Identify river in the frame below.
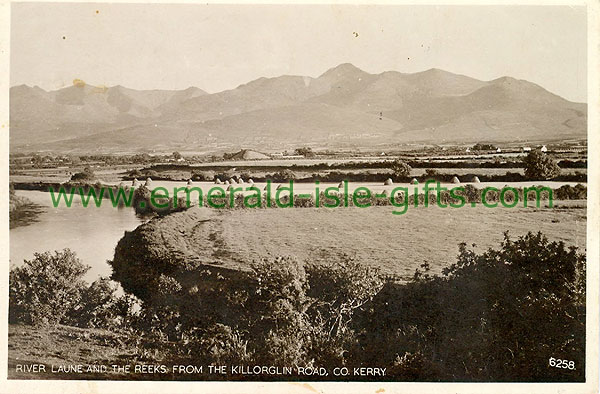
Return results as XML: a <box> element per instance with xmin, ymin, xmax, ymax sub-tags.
<box><xmin>10</xmin><ymin>190</ymin><xmax>144</xmax><ymax>282</ymax></box>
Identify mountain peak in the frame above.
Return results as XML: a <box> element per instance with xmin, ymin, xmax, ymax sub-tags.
<box><xmin>10</xmin><ymin>84</ymin><xmax>48</xmax><ymax>96</ymax></box>
<box><xmin>413</xmin><ymin>67</ymin><xmax>464</xmax><ymax>79</ymax></box>
<box><xmin>491</xmin><ymin>76</ymin><xmax>520</xmax><ymax>84</ymax></box>
<box><xmin>319</xmin><ymin>63</ymin><xmax>367</xmax><ymax>79</ymax></box>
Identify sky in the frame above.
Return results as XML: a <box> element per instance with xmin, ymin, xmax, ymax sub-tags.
<box><xmin>10</xmin><ymin>3</ymin><xmax>588</xmax><ymax>102</ymax></box>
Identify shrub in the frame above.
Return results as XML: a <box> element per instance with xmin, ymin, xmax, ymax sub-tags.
<box><xmin>191</xmin><ymin>171</ymin><xmax>215</xmax><ymax>181</ymax></box>
<box><xmin>183</xmin><ymin>324</ymin><xmax>252</xmax><ymax>365</ymax></box>
<box><xmin>391</xmin><ymin>159</ymin><xmax>412</xmax><ymax>178</ymax></box>
<box><xmin>554</xmin><ymin>184</ymin><xmax>587</xmax><ymax>200</ymax></box>
<box><xmin>9</xmin><ymin>249</ymin><xmax>90</xmax><ymax>326</ymax></box>
<box><xmin>267</xmin><ymin>169</ymin><xmax>298</xmax><ymax>182</ymax></box>
<box><xmin>70</xmin><ymin>166</ymin><xmax>96</xmax><ymax>182</ymax></box>
<box><xmin>523</xmin><ymin>150</ymin><xmax>561</xmax><ymax>180</ymax></box>
<box><xmin>64</xmin><ymin>277</ymin><xmax>123</xmax><ymax>328</ymax></box>
<box><xmin>295</xmin><ymin>147</ymin><xmax>316</xmax><ymax>158</ymax></box>
<box><xmin>359</xmin><ymin>232</ymin><xmax>586</xmax><ymax>381</ymax></box>
<box><xmin>424</xmin><ymin>168</ymin><xmax>439</xmax><ymax>180</ymax></box>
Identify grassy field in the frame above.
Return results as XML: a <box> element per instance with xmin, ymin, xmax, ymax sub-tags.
<box><xmin>195</xmin><ymin>202</ymin><xmax>587</xmax><ymax>279</ymax></box>
<box><xmin>8</xmin><ymin>324</ymin><xmax>141</xmax><ymax>380</ymax></box>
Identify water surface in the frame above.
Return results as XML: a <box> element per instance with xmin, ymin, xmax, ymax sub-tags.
<box><xmin>10</xmin><ymin>190</ymin><xmax>144</xmax><ymax>282</ymax></box>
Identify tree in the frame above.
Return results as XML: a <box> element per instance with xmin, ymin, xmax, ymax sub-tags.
<box><xmin>472</xmin><ymin>143</ymin><xmax>497</xmax><ymax>151</ymax></box>
<box><xmin>9</xmin><ymin>249</ymin><xmax>90</xmax><ymax>326</ymax></box>
<box><xmin>172</xmin><ymin>151</ymin><xmax>182</xmax><ymax>160</ymax></box>
<box><xmin>294</xmin><ymin>147</ymin><xmax>316</xmax><ymax>158</ymax></box>
<box><xmin>523</xmin><ymin>149</ymin><xmax>561</xmax><ymax>180</ymax></box>
<box><xmin>70</xmin><ymin>166</ymin><xmax>96</xmax><ymax>182</ymax></box>
<box><xmin>391</xmin><ymin>159</ymin><xmax>412</xmax><ymax>178</ymax></box>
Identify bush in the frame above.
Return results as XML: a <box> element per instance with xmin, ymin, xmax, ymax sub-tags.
<box><xmin>523</xmin><ymin>150</ymin><xmax>561</xmax><ymax>180</ymax></box>
<box><xmin>183</xmin><ymin>324</ymin><xmax>252</xmax><ymax>365</ymax></box>
<box><xmin>191</xmin><ymin>171</ymin><xmax>215</xmax><ymax>181</ymax></box>
<box><xmin>267</xmin><ymin>169</ymin><xmax>298</xmax><ymax>182</ymax></box>
<box><xmin>70</xmin><ymin>166</ymin><xmax>96</xmax><ymax>182</ymax></box>
<box><xmin>359</xmin><ymin>232</ymin><xmax>586</xmax><ymax>381</ymax></box>
<box><xmin>295</xmin><ymin>147</ymin><xmax>316</xmax><ymax>158</ymax></box>
<box><xmin>9</xmin><ymin>249</ymin><xmax>90</xmax><ymax>326</ymax></box>
<box><xmin>473</xmin><ymin>143</ymin><xmax>497</xmax><ymax>151</ymax></box>
<box><xmin>391</xmin><ymin>159</ymin><xmax>412</xmax><ymax>178</ymax></box>
<box><xmin>424</xmin><ymin>168</ymin><xmax>439</xmax><ymax>180</ymax></box>
<box><xmin>132</xmin><ymin>186</ymin><xmax>188</xmax><ymax>216</ymax></box>
<box><xmin>554</xmin><ymin>183</ymin><xmax>587</xmax><ymax>200</ymax></box>
<box><xmin>64</xmin><ymin>277</ymin><xmax>124</xmax><ymax>328</ymax></box>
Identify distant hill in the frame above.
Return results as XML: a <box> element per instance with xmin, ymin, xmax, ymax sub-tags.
<box><xmin>227</xmin><ymin>149</ymin><xmax>271</xmax><ymax>160</ymax></box>
<box><xmin>10</xmin><ymin>64</ymin><xmax>586</xmax><ymax>153</ymax></box>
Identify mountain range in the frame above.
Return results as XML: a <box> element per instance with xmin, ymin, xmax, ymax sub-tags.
<box><xmin>10</xmin><ymin>63</ymin><xmax>587</xmax><ymax>153</ymax></box>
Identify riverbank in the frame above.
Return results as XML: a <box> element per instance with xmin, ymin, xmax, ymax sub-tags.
<box><xmin>9</xmin><ymin>192</ymin><xmax>44</xmax><ymax>229</ymax></box>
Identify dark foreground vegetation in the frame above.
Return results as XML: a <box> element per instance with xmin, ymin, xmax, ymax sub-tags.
<box><xmin>9</xmin><ymin>231</ymin><xmax>585</xmax><ymax>382</ymax></box>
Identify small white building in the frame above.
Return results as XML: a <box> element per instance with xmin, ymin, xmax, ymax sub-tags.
<box><xmin>466</xmin><ymin>147</ymin><xmax>471</xmax><ymax>153</ymax></box>
<box><xmin>541</xmin><ymin>145</ymin><xmax>548</xmax><ymax>152</ymax></box>
<box><xmin>496</xmin><ymin>147</ymin><xmax>502</xmax><ymax>153</ymax></box>
<box><xmin>522</xmin><ymin>147</ymin><xmax>532</xmax><ymax>152</ymax></box>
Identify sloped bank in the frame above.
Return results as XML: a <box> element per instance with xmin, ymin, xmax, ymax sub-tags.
<box><xmin>109</xmin><ymin>207</ymin><xmax>254</xmax><ymax>329</ymax></box>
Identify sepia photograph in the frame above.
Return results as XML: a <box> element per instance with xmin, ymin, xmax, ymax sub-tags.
<box><xmin>2</xmin><ymin>1</ymin><xmax>598</xmax><ymax>393</ymax></box>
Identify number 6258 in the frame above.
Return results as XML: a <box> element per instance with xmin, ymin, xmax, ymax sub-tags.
<box><xmin>549</xmin><ymin>357</ymin><xmax>575</xmax><ymax>370</ymax></box>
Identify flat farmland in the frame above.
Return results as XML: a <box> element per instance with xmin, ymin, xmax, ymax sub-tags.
<box><xmin>199</xmin><ymin>202</ymin><xmax>586</xmax><ymax>279</ymax></box>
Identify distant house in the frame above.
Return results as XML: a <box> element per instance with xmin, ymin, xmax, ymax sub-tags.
<box><xmin>380</xmin><ymin>152</ymin><xmax>386</xmax><ymax>156</ymax></box>
<box><xmin>496</xmin><ymin>147</ymin><xmax>502</xmax><ymax>153</ymax></box>
<box><xmin>541</xmin><ymin>145</ymin><xmax>548</xmax><ymax>152</ymax></box>
<box><xmin>522</xmin><ymin>147</ymin><xmax>532</xmax><ymax>152</ymax></box>
<box><xmin>466</xmin><ymin>147</ymin><xmax>471</xmax><ymax>153</ymax></box>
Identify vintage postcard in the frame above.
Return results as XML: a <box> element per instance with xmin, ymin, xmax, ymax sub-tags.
<box><xmin>1</xmin><ymin>1</ymin><xmax>598</xmax><ymax>393</ymax></box>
